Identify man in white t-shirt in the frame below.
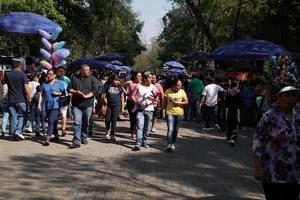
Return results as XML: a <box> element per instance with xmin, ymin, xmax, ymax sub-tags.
<box><xmin>200</xmin><ymin>77</ymin><xmax>224</xmax><ymax>131</ymax></box>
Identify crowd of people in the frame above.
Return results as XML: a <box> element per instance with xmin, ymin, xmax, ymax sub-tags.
<box><xmin>0</xmin><ymin>57</ymin><xmax>299</xmax><ymax>199</ymax></box>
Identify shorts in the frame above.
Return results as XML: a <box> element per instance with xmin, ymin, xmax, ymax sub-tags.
<box><xmin>60</xmin><ymin>105</ymin><xmax>68</xmax><ymax>118</ymax></box>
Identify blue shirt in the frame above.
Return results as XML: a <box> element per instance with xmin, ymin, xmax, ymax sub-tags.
<box><xmin>41</xmin><ymin>80</ymin><xmax>65</xmax><ymax>110</ymax></box>
<box><xmin>57</xmin><ymin>76</ymin><xmax>70</xmax><ymax>94</ymax></box>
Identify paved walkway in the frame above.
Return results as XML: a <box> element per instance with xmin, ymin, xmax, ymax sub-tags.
<box><xmin>0</xmin><ymin>117</ymin><xmax>264</xmax><ymax>200</ymax></box>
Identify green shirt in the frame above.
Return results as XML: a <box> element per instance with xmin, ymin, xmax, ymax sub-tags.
<box><xmin>188</xmin><ymin>78</ymin><xmax>204</xmax><ymax>95</ymax></box>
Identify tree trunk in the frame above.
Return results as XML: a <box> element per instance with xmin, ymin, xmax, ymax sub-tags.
<box><xmin>185</xmin><ymin>0</ymin><xmax>216</xmax><ymax>48</ymax></box>
<box><xmin>232</xmin><ymin>0</ymin><xmax>243</xmax><ymax>40</ymax></box>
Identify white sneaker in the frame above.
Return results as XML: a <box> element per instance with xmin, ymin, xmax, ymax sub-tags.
<box><xmin>171</xmin><ymin>144</ymin><xmax>175</xmax><ymax>151</ymax></box>
<box><xmin>166</xmin><ymin>144</ymin><xmax>172</xmax><ymax>151</ymax></box>
<box><xmin>105</xmin><ymin>130</ymin><xmax>110</xmax><ymax>138</ymax></box>
<box><xmin>15</xmin><ymin>132</ymin><xmax>25</xmax><ymax>140</ymax></box>
<box><xmin>27</xmin><ymin>127</ymin><xmax>33</xmax><ymax>133</ymax></box>
<box><xmin>150</xmin><ymin>128</ymin><xmax>156</xmax><ymax>133</ymax></box>
<box><xmin>214</xmin><ymin>124</ymin><xmax>221</xmax><ymax>132</ymax></box>
<box><xmin>202</xmin><ymin>127</ymin><xmax>210</xmax><ymax>131</ymax></box>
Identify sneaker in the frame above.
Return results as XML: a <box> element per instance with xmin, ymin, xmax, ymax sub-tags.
<box><xmin>215</xmin><ymin>124</ymin><xmax>221</xmax><ymax>132</ymax></box>
<box><xmin>50</xmin><ymin>136</ymin><xmax>59</xmax><ymax>143</ymax></box>
<box><xmin>230</xmin><ymin>139</ymin><xmax>236</xmax><ymax>146</ymax></box>
<box><xmin>44</xmin><ymin>138</ymin><xmax>50</xmax><ymax>146</ymax></box>
<box><xmin>166</xmin><ymin>144</ymin><xmax>172</xmax><ymax>152</ymax></box>
<box><xmin>110</xmin><ymin>135</ymin><xmax>117</xmax><ymax>142</ymax></box>
<box><xmin>150</xmin><ymin>128</ymin><xmax>156</xmax><ymax>133</ymax></box>
<box><xmin>105</xmin><ymin>130</ymin><xmax>110</xmax><ymax>139</ymax></box>
<box><xmin>62</xmin><ymin>130</ymin><xmax>67</xmax><ymax>137</ymax></box>
<box><xmin>133</xmin><ymin>145</ymin><xmax>141</xmax><ymax>151</ymax></box>
<box><xmin>202</xmin><ymin>127</ymin><xmax>210</xmax><ymax>131</ymax></box>
<box><xmin>171</xmin><ymin>144</ymin><xmax>176</xmax><ymax>151</ymax></box>
<box><xmin>70</xmin><ymin>143</ymin><xmax>80</xmax><ymax>148</ymax></box>
<box><xmin>142</xmin><ymin>143</ymin><xmax>149</xmax><ymax>148</ymax></box>
<box><xmin>15</xmin><ymin>132</ymin><xmax>25</xmax><ymax>140</ymax></box>
<box><xmin>81</xmin><ymin>138</ymin><xmax>88</xmax><ymax>145</ymax></box>
<box><xmin>27</xmin><ymin>127</ymin><xmax>33</xmax><ymax>133</ymax></box>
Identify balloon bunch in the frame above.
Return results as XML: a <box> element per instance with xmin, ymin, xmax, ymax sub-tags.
<box><xmin>38</xmin><ymin>27</ymin><xmax>70</xmax><ymax>70</ymax></box>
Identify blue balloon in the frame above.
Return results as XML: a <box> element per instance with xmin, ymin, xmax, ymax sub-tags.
<box><xmin>51</xmin><ymin>27</ymin><xmax>62</xmax><ymax>40</ymax></box>
<box><xmin>55</xmin><ymin>48</ymin><xmax>70</xmax><ymax>58</ymax></box>
<box><xmin>53</xmin><ymin>41</ymin><xmax>65</xmax><ymax>51</ymax></box>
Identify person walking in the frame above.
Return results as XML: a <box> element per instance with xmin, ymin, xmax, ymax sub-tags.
<box><xmin>0</xmin><ymin>77</ymin><xmax>9</xmax><ymax>136</ymax></box>
<box><xmin>252</xmin><ymin>86</ymin><xmax>300</xmax><ymax>200</ymax></box>
<box><xmin>56</xmin><ymin>66</ymin><xmax>70</xmax><ymax>137</ymax></box>
<box><xmin>67</xmin><ymin>64</ymin><xmax>99</xmax><ymax>148</ymax></box>
<box><xmin>123</xmin><ymin>71</ymin><xmax>142</xmax><ymax>140</ymax></box>
<box><xmin>38</xmin><ymin>69</ymin><xmax>65</xmax><ymax>145</ymax></box>
<box><xmin>131</xmin><ymin>71</ymin><xmax>156</xmax><ymax>150</ymax></box>
<box><xmin>200</xmin><ymin>77</ymin><xmax>224</xmax><ymax>131</ymax></box>
<box><xmin>5</xmin><ymin>58</ymin><xmax>31</xmax><ymax>140</ymax></box>
<box><xmin>163</xmin><ymin>77</ymin><xmax>188</xmax><ymax>152</ymax></box>
<box><xmin>150</xmin><ymin>73</ymin><xmax>164</xmax><ymax>133</ymax></box>
<box><xmin>27</xmin><ymin>73</ymin><xmax>40</xmax><ymax>133</ymax></box>
<box><xmin>185</xmin><ymin>73</ymin><xmax>203</xmax><ymax>122</ymax></box>
<box><xmin>103</xmin><ymin>74</ymin><xmax>125</xmax><ymax>142</ymax></box>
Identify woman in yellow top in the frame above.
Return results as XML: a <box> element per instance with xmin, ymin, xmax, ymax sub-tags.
<box><xmin>163</xmin><ymin>77</ymin><xmax>188</xmax><ymax>152</ymax></box>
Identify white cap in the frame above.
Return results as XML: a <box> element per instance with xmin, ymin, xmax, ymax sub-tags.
<box><xmin>278</xmin><ymin>86</ymin><xmax>299</xmax><ymax>94</ymax></box>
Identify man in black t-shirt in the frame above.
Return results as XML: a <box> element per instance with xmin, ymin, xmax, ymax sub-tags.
<box><xmin>5</xmin><ymin>58</ymin><xmax>31</xmax><ymax>140</ymax></box>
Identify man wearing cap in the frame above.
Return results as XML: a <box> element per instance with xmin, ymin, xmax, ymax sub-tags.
<box><xmin>5</xmin><ymin>58</ymin><xmax>31</xmax><ymax>140</ymax></box>
<box><xmin>252</xmin><ymin>86</ymin><xmax>300</xmax><ymax>200</ymax></box>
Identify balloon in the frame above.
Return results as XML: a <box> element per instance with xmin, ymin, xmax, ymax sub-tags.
<box><xmin>38</xmin><ymin>29</ymin><xmax>52</xmax><ymax>40</ymax></box>
<box><xmin>55</xmin><ymin>48</ymin><xmax>70</xmax><ymax>58</ymax></box>
<box><xmin>54</xmin><ymin>60</ymin><xmax>67</xmax><ymax>68</ymax></box>
<box><xmin>51</xmin><ymin>52</ymin><xmax>61</xmax><ymax>64</ymax></box>
<box><xmin>51</xmin><ymin>27</ymin><xmax>62</xmax><ymax>40</ymax></box>
<box><xmin>40</xmin><ymin>48</ymin><xmax>51</xmax><ymax>60</ymax></box>
<box><xmin>53</xmin><ymin>41</ymin><xmax>65</xmax><ymax>51</ymax></box>
<box><xmin>40</xmin><ymin>60</ymin><xmax>52</xmax><ymax>70</ymax></box>
<box><xmin>41</xmin><ymin>38</ymin><xmax>52</xmax><ymax>50</ymax></box>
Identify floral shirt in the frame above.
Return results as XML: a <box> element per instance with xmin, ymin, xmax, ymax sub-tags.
<box><xmin>252</xmin><ymin>105</ymin><xmax>300</xmax><ymax>183</ymax></box>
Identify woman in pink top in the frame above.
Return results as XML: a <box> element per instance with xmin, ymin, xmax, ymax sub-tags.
<box><xmin>150</xmin><ymin>74</ymin><xmax>164</xmax><ymax>133</ymax></box>
<box><xmin>123</xmin><ymin>71</ymin><xmax>142</xmax><ymax>140</ymax></box>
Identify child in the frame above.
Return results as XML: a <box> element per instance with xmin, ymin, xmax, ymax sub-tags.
<box><xmin>32</xmin><ymin>86</ymin><xmax>46</xmax><ymax>137</ymax></box>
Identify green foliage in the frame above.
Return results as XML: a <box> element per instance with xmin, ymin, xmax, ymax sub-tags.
<box><xmin>0</xmin><ymin>0</ymin><xmax>144</xmax><ymax>65</ymax></box>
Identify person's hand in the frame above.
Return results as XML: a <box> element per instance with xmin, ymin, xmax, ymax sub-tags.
<box><xmin>37</xmin><ymin>105</ymin><xmax>41</xmax><ymax>112</ymax></box>
<box><xmin>77</xmin><ymin>91</ymin><xmax>86</xmax><ymax>98</ymax></box>
<box><xmin>52</xmin><ymin>92</ymin><xmax>61</xmax><ymax>96</ymax></box>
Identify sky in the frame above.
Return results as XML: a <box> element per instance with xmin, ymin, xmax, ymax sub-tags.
<box><xmin>131</xmin><ymin>0</ymin><xmax>172</xmax><ymax>45</ymax></box>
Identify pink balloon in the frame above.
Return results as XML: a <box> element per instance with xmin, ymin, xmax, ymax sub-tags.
<box><xmin>51</xmin><ymin>52</ymin><xmax>62</xmax><ymax>64</ymax></box>
<box><xmin>40</xmin><ymin>48</ymin><xmax>51</xmax><ymax>60</ymax></box>
<box><xmin>41</xmin><ymin>38</ymin><xmax>52</xmax><ymax>50</ymax></box>
<box><xmin>38</xmin><ymin>30</ymin><xmax>52</xmax><ymax>40</ymax></box>
<box><xmin>40</xmin><ymin>60</ymin><xmax>52</xmax><ymax>70</ymax></box>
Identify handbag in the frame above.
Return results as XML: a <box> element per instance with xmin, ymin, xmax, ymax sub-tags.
<box><xmin>59</xmin><ymin>95</ymin><xmax>71</xmax><ymax>107</ymax></box>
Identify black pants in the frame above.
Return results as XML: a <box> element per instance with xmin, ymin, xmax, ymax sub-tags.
<box><xmin>263</xmin><ymin>182</ymin><xmax>299</xmax><ymax>200</ymax></box>
<box><xmin>203</xmin><ymin>105</ymin><xmax>218</xmax><ymax>128</ymax></box>
<box><xmin>126</xmin><ymin>100</ymin><xmax>136</xmax><ymax>134</ymax></box>
<box><xmin>105</xmin><ymin>105</ymin><xmax>120</xmax><ymax>136</ymax></box>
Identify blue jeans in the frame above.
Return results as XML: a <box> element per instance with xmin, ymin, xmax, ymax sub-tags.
<box><xmin>185</xmin><ymin>94</ymin><xmax>201</xmax><ymax>121</ymax></box>
<box><xmin>166</xmin><ymin>114</ymin><xmax>183</xmax><ymax>144</ymax></box>
<box><xmin>72</xmin><ymin>106</ymin><xmax>93</xmax><ymax>145</ymax></box>
<box><xmin>8</xmin><ymin>102</ymin><xmax>27</xmax><ymax>136</ymax></box>
<box><xmin>1</xmin><ymin>99</ymin><xmax>9</xmax><ymax>133</ymax></box>
<box><xmin>35</xmin><ymin>111</ymin><xmax>46</xmax><ymax>135</ymax></box>
<box><xmin>135</xmin><ymin>110</ymin><xmax>153</xmax><ymax>146</ymax></box>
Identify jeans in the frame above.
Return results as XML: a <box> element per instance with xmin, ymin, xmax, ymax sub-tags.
<box><xmin>185</xmin><ymin>94</ymin><xmax>201</xmax><ymax>121</ymax></box>
<box><xmin>28</xmin><ymin>105</ymin><xmax>36</xmax><ymax>129</ymax></box>
<box><xmin>127</xmin><ymin>100</ymin><xmax>136</xmax><ymax>134</ymax></box>
<box><xmin>166</xmin><ymin>114</ymin><xmax>183</xmax><ymax>144</ymax></box>
<box><xmin>105</xmin><ymin>105</ymin><xmax>120</xmax><ymax>135</ymax></box>
<box><xmin>1</xmin><ymin>99</ymin><xmax>9</xmax><ymax>133</ymax></box>
<box><xmin>135</xmin><ymin>110</ymin><xmax>153</xmax><ymax>146</ymax></box>
<box><xmin>8</xmin><ymin>102</ymin><xmax>27</xmax><ymax>136</ymax></box>
<box><xmin>72</xmin><ymin>106</ymin><xmax>93</xmax><ymax>145</ymax></box>
<box><xmin>46</xmin><ymin>109</ymin><xmax>59</xmax><ymax>138</ymax></box>
<box><xmin>35</xmin><ymin>111</ymin><xmax>46</xmax><ymax>135</ymax></box>
<box><xmin>203</xmin><ymin>105</ymin><xmax>218</xmax><ymax>128</ymax></box>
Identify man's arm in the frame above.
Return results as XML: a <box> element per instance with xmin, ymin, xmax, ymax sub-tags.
<box><xmin>24</xmin><ymin>84</ymin><xmax>32</xmax><ymax>102</ymax></box>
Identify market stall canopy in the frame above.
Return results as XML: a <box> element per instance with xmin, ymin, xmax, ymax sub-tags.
<box><xmin>0</xmin><ymin>12</ymin><xmax>60</xmax><ymax>34</ymax></box>
<box><xmin>208</xmin><ymin>39</ymin><xmax>290</xmax><ymax>60</ymax></box>
<box><xmin>181</xmin><ymin>51</ymin><xmax>207</xmax><ymax>61</ymax></box>
<box><xmin>94</xmin><ymin>53</ymin><xmax>124</xmax><ymax>62</ymax></box>
<box><xmin>164</xmin><ymin>61</ymin><xmax>185</xmax><ymax>69</ymax></box>
<box><xmin>69</xmin><ymin>59</ymin><xmax>113</xmax><ymax>69</ymax></box>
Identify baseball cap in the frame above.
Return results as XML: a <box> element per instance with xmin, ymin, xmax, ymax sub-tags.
<box><xmin>278</xmin><ymin>86</ymin><xmax>299</xmax><ymax>95</ymax></box>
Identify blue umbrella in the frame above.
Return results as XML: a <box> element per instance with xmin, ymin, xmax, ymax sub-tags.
<box><xmin>94</xmin><ymin>53</ymin><xmax>124</xmax><ymax>62</ymax></box>
<box><xmin>69</xmin><ymin>59</ymin><xmax>113</xmax><ymax>69</ymax></box>
<box><xmin>110</xmin><ymin>60</ymin><xmax>123</xmax><ymax>66</ymax></box>
<box><xmin>181</xmin><ymin>51</ymin><xmax>207</xmax><ymax>61</ymax></box>
<box><xmin>0</xmin><ymin>12</ymin><xmax>60</xmax><ymax>34</ymax></box>
<box><xmin>208</xmin><ymin>39</ymin><xmax>290</xmax><ymax>60</ymax></box>
<box><xmin>164</xmin><ymin>61</ymin><xmax>185</xmax><ymax>69</ymax></box>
